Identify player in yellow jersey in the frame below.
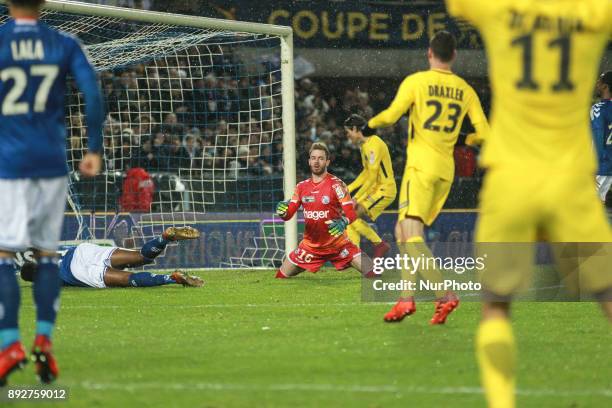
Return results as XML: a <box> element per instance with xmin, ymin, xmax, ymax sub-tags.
<box><xmin>446</xmin><ymin>1</ymin><xmax>612</xmax><ymax>407</ymax></box>
<box><xmin>363</xmin><ymin>31</ymin><xmax>490</xmax><ymax>324</ymax></box>
<box><xmin>343</xmin><ymin>114</ymin><xmax>396</xmax><ymax>258</ymax></box>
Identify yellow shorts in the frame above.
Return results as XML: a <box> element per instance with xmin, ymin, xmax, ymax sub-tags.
<box><xmin>398</xmin><ymin>167</ymin><xmax>452</xmax><ymax>226</ymax></box>
<box><xmin>356</xmin><ymin>187</ymin><xmax>396</xmax><ymax>221</ymax></box>
<box><xmin>476</xmin><ymin>168</ymin><xmax>612</xmax><ymax>297</ymax></box>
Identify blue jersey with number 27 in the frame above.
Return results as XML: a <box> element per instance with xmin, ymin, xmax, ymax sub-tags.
<box><xmin>0</xmin><ymin>19</ymin><xmax>103</xmax><ymax>178</ymax></box>
<box><xmin>591</xmin><ymin>99</ymin><xmax>612</xmax><ymax>176</ymax></box>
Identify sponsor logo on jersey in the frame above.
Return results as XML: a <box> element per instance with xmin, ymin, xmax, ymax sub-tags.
<box><xmin>303</xmin><ymin>210</ymin><xmax>329</xmax><ymax>220</ymax></box>
<box><xmin>334</xmin><ymin>184</ymin><xmax>345</xmax><ymax>199</ymax></box>
<box><xmin>340</xmin><ymin>248</ymin><xmax>349</xmax><ymax>258</ymax></box>
<box><xmin>369</xmin><ymin>151</ymin><xmax>375</xmax><ymax>165</ymax></box>
<box><xmin>303</xmin><ymin>196</ymin><xmax>315</xmax><ymax>203</ymax></box>
<box><xmin>322</xmin><ymin>195</ymin><xmax>330</xmax><ymax>204</ymax></box>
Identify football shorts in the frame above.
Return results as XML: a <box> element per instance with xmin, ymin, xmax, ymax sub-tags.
<box><xmin>0</xmin><ymin>177</ymin><xmax>67</xmax><ymax>252</ymax></box>
<box><xmin>357</xmin><ymin>187</ymin><xmax>396</xmax><ymax>221</ymax></box>
<box><xmin>66</xmin><ymin>243</ymin><xmax>117</xmax><ymax>288</ymax></box>
<box><xmin>398</xmin><ymin>166</ymin><xmax>452</xmax><ymax>226</ymax></box>
<box><xmin>288</xmin><ymin>241</ymin><xmax>361</xmax><ymax>272</ymax></box>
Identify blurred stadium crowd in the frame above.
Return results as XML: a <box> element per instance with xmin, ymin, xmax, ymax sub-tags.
<box><xmin>66</xmin><ymin>52</ymin><xmax>487</xmax><ymax>182</ymax></box>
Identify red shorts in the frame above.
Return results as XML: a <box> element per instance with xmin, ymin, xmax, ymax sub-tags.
<box><xmin>288</xmin><ymin>241</ymin><xmax>361</xmax><ymax>272</ymax></box>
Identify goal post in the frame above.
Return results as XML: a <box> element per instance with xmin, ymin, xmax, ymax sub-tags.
<box><xmin>0</xmin><ymin>0</ymin><xmax>297</xmax><ymax>262</ymax></box>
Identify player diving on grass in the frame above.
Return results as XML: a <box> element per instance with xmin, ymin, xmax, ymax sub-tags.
<box><xmin>364</xmin><ymin>31</ymin><xmax>490</xmax><ymax>324</ymax></box>
<box><xmin>446</xmin><ymin>1</ymin><xmax>612</xmax><ymax>407</ymax></box>
<box><xmin>591</xmin><ymin>71</ymin><xmax>612</xmax><ymax>204</ymax></box>
<box><xmin>19</xmin><ymin>227</ymin><xmax>203</xmax><ymax>288</ymax></box>
<box><xmin>274</xmin><ymin>142</ymin><xmax>375</xmax><ymax>279</ymax></box>
<box><xmin>343</xmin><ymin>114</ymin><xmax>396</xmax><ymax>258</ymax></box>
<box><xmin>0</xmin><ymin>0</ymin><xmax>104</xmax><ymax>386</ymax></box>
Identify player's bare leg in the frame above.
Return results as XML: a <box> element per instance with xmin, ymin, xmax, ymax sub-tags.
<box><xmin>110</xmin><ymin>248</ymin><xmax>147</xmax><ymax>269</ymax></box>
<box><xmin>276</xmin><ymin>257</ymin><xmax>305</xmax><ymax>279</ymax></box>
<box><xmin>477</xmin><ymin>301</ymin><xmax>515</xmax><ymax>408</ymax></box>
<box><xmin>103</xmin><ymin>268</ymin><xmax>133</xmax><ymax>287</ymax></box>
<box><xmin>104</xmin><ymin>267</ymin><xmax>203</xmax><ymax>288</ymax></box>
<box><xmin>0</xmin><ymin>250</ymin><xmax>28</xmax><ymax>386</ymax></box>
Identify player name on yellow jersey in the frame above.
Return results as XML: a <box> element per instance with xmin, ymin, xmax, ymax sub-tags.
<box><xmin>508</xmin><ymin>10</ymin><xmax>584</xmax><ymax>34</ymax></box>
<box><xmin>428</xmin><ymin>85</ymin><xmax>464</xmax><ymax>102</ymax></box>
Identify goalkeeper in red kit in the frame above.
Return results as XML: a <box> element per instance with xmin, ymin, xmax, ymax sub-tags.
<box><xmin>275</xmin><ymin>142</ymin><xmax>375</xmax><ymax>278</ymax></box>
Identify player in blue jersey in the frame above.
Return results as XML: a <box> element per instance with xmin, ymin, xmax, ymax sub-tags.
<box><xmin>0</xmin><ymin>0</ymin><xmax>104</xmax><ymax>385</ymax></box>
<box><xmin>19</xmin><ymin>227</ymin><xmax>203</xmax><ymax>288</ymax></box>
<box><xmin>591</xmin><ymin>71</ymin><xmax>612</xmax><ymax>204</ymax></box>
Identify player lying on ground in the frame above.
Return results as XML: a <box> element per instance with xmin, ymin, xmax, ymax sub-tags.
<box><xmin>591</xmin><ymin>71</ymin><xmax>612</xmax><ymax>203</ymax></box>
<box><xmin>20</xmin><ymin>227</ymin><xmax>203</xmax><ymax>289</ymax></box>
<box><xmin>275</xmin><ymin>142</ymin><xmax>376</xmax><ymax>278</ymax></box>
<box><xmin>343</xmin><ymin>114</ymin><xmax>396</xmax><ymax>258</ymax></box>
<box><xmin>365</xmin><ymin>31</ymin><xmax>490</xmax><ymax>324</ymax></box>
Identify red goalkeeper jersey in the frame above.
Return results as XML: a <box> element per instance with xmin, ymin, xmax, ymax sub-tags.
<box><xmin>282</xmin><ymin>173</ymin><xmax>357</xmax><ymax>252</ymax></box>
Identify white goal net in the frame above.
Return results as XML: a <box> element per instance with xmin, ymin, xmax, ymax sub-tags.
<box><xmin>0</xmin><ymin>0</ymin><xmax>296</xmax><ymax>265</ymax></box>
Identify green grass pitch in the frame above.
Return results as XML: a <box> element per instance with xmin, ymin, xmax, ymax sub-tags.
<box><xmin>8</xmin><ymin>269</ymin><xmax>612</xmax><ymax>407</ymax></box>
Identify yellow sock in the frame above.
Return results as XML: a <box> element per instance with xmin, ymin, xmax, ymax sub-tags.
<box><xmin>398</xmin><ymin>240</ymin><xmax>416</xmax><ymax>298</ymax></box>
<box><xmin>405</xmin><ymin>236</ymin><xmax>445</xmax><ymax>299</ymax></box>
<box><xmin>476</xmin><ymin>318</ymin><xmax>516</xmax><ymax>408</ymax></box>
<box><xmin>347</xmin><ymin>224</ymin><xmax>360</xmax><ymax>247</ymax></box>
<box><xmin>353</xmin><ymin>219</ymin><xmax>382</xmax><ymax>244</ymax></box>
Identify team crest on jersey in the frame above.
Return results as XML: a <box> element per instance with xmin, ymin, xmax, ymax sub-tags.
<box><xmin>303</xmin><ymin>196</ymin><xmax>315</xmax><ymax>203</ymax></box>
<box><xmin>340</xmin><ymin>248</ymin><xmax>349</xmax><ymax>258</ymax></box>
<box><xmin>322</xmin><ymin>195</ymin><xmax>330</xmax><ymax>204</ymax></box>
<box><xmin>333</xmin><ymin>184</ymin><xmax>345</xmax><ymax>199</ymax></box>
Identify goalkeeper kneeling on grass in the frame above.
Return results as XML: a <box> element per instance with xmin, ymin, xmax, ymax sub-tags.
<box><xmin>275</xmin><ymin>142</ymin><xmax>376</xmax><ymax>279</ymax></box>
<box><xmin>20</xmin><ymin>227</ymin><xmax>203</xmax><ymax>288</ymax></box>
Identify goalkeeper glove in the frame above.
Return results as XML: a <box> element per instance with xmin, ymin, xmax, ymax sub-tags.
<box><xmin>362</xmin><ymin>124</ymin><xmax>377</xmax><ymax>136</ymax></box>
<box><xmin>276</xmin><ymin>200</ymin><xmax>290</xmax><ymax>218</ymax></box>
<box><xmin>326</xmin><ymin>216</ymin><xmax>349</xmax><ymax>237</ymax></box>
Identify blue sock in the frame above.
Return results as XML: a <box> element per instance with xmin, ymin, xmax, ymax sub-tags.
<box><xmin>140</xmin><ymin>237</ymin><xmax>169</xmax><ymax>263</ymax></box>
<box><xmin>33</xmin><ymin>257</ymin><xmax>61</xmax><ymax>339</ymax></box>
<box><xmin>128</xmin><ymin>272</ymin><xmax>175</xmax><ymax>287</ymax></box>
<box><xmin>0</xmin><ymin>259</ymin><xmax>20</xmax><ymax>349</ymax></box>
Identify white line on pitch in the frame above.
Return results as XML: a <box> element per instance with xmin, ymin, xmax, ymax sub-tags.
<box><xmin>21</xmin><ymin>303</ymin><xmax>391</xmax><ymax>309</ymax></box>
<box><xmin>69</xmin><ymin>381</ymin><xmax>612</xmax><ymax>398</ymax></box>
